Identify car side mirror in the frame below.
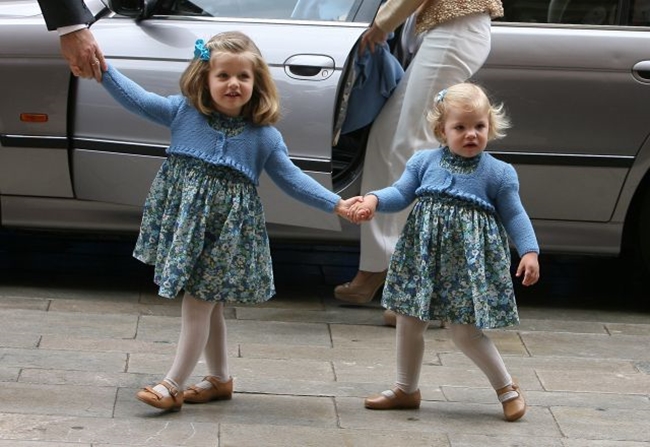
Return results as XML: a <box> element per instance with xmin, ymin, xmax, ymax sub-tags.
<box><xmin>105</xmin><ymin>0</ymin><xmax>158</xmax><ymax>19</ymax></box>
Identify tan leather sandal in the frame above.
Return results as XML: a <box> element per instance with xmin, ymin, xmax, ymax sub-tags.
<box><xmin>136</xmin><ymin>380</ymin><xmax>183</xmax><ymax>411</ymax></box>
<box><xmin>364</xmin><ymin>387</ymin><xmax>421</xmax><ymax>410</ymax></box>
<box><xmin>183</xmin><ymin>376</ymin><xmax>233</xmax><ymax>403</ymax></box>
<box><xmin>496</xmin><ymin>381</ymin><xmax>526</xmax><ymax>421</ymax></box>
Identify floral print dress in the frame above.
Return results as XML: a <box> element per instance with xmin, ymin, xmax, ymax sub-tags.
<box><xmin>382</xmin><ymin>148</ymin><xmax>519</xmax><ymax>328</ymax></box>
<box><xmin>133</xmin><ymin>113</ymin><xmax>275</xmax><ymax>303</ymax></box>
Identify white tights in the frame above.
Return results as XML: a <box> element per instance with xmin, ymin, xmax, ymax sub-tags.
<box><xmin>163</xmin><ymin>293</ymin><xmax>229</xmax><ymax>389</ymax></box>
<box><xmin>395</xmin><ymin>314</ymin><xmax>512</xmax><ymax>393</ymax></box>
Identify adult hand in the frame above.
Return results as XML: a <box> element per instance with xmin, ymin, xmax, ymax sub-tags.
<box><xmin>60</xmin><ymin>28</ymin><xmax>107</xmax><ymax>82</ymax></box>
<box><xmin>358</xmin><ymin>23</ymin><xmax>388</xmax><ymax>55</ymax></box>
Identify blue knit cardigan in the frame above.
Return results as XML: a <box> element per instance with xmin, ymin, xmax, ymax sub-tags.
<box><xmin>370</xmin><ymin>148</ymin><xmax>540</xmax><ymax>257</ymax></box>
<box><xmin>101</xmin><ymin>64</ymin><xmax>340</xmax><ymax>213</ymax></box>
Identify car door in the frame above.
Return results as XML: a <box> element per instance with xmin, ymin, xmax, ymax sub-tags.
<box><xmin>474</xmin><ymin>0</ymin><xmax>650</xmax><ymax>253</ymax></box>
<box><xmin>72</xmin><ymin>0</ymin><xmax>381</xmax><ymax>233</ymax></box>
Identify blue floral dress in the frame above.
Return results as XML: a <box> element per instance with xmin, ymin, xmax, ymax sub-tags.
<box><xmin>382</xmin><ymin>148</ymin><xmax>519</xmax><ymax>328</ymax></box>
<box><xmin>133</xmin><ymin>113</ymin><xmax>275</xmax><ymax>303</ymax></box>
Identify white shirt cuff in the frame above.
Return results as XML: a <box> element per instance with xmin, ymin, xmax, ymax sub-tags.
<box><xmin>57</xmin><ymin>24</ymin><xmax>88</xmax><ymax>36</ymax></box>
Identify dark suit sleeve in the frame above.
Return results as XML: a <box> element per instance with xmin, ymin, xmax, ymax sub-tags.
<box><xmin>37</xmin><ymin>0</ymin><xmax>95</xmax><ymax>31</ymax></box>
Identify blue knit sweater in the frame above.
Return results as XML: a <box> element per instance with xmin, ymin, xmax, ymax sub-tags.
<box><xmin>370</xmin><ymin>148</ymin><xmax>540</xmax><ymax>257</ymax></box>
<box><xmin>101</xmin><ymin>65</ymin><xmax>340</xmax><ymax>213</ymax></box>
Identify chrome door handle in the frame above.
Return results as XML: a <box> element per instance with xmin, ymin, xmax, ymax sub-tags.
<box><xmin>632</xmin><ymin>61</ymin><xmax>650</xmax><ymax>82</ymax></box>
<box><xmin>284</xmin><ymin>55</ymin><xmax>335</xmax><ymax>81</ymax></box>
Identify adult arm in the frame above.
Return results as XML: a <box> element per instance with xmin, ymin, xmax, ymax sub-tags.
<box><xmin>374</xmin><ymin>0</ymin><xmax>428</xmax><ymax>33</ymax></box>
<box><xmin>360</xmin><ymin>0</ymin><xmax>427</xmax><ymax>53</ymax></box>
<box><xmin>37</xmin><ymin>0</ymin><xmax>107</xmax><ymax>81</ymax></box>
<box><xmin>37</xmin><ymin>0</ymin><xmax>94</xmax><ymax>30</ymax></box>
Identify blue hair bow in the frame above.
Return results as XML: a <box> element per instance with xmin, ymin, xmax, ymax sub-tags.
<box><xmin>194</xmin><ymin>39</ymin><xmax>210</xmax><ymax>61</ymax></box>
<box><xmin>435</xmin><ymin>88</ymin><xmax>447</xmax><ymax>104</ymax></box>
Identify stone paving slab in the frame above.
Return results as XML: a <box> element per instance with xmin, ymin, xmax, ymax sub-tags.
<box><xmin>128</xmin><ymin>354</ymin><xmax>337</xmax><ymax>382</ymax></box>
<box><xmin>115</xmin><ymin>389</ymin><xmax>338</xmax><ymax>428</ymax></box>
<box><xmin>39</xmin><ymin>334</ymin><xmax>181</xmax><ymax>355</ymax></box>
<box><xmin>521</xmin><ymin>332</ymin><xmax>650</xmax><ymax>360</ymax></box>
<box><xmin>0</xmin><ymin>276</ymin><xmax>140</xmax><ymax>301</ymax></box>
<box><xmin>0</xmin><ymin>309</ymin><xmax>137</xmax><ymax>339</ymax></box>
<box><xmin>0</xmin><ymin>347</ymin><xmax>126</xmax><ymax>372</ymax></box>
<box><xmin>552</xmin><ymin>407</ymin><xmax>650</xmax><ymax>442</ymax></box>
<box><xmin>443</xmin><ymin>386</ymin><xmax>650</xmax><ymax>410</ymax></box>
<box><xmin>606</xmin><ymin>323</ymin><xmax>650</xmax><ymax>336</ymax></box>
<box><xmin>49</xmin><ymin>298</ymin><xmax>184</xmax><ymax>317</ymax></box>
<box><xmin>562</xmin><ymin>440</ymin><xmax>650</xmax><ymax>447</ymax></box>
<box><xmin>636</xmin><ymin>361</ymin><xmax>650</xmax><ymax>374</ymax></box>
<box><xmin>228</xmin><ymin>320</ymin><xmax>334</xmax><ymax>347</ymax></box>
<box><xmin>1</xmin><ymin>271</ymin><xmax>649</xmax><ymax>446</ymax></box>
<box><xmin>335</xmin><ymin>360</ymin><xmax>543</xmax><ymax>392</ymax></box>
<box><xmin>336</xmin><ymin>396</ymin><xmax>560</xmax><ymax>437</ymax></box>
<box><xmin>448</xmin><ymin>433</ymin><xmax>565</xmax><ymax>446</ymax></box>
<box><xmin>18</xmin><ymin>368</ymin><xmax>159</xmax><ymax>389</ymax></box>
<box><xmin>0</xmin><ymin>367</ymin><xmax>19</xmax><ymax>382</ymax></box>
<box><xmin>239</xmin><ymin>343</ymin><xmax>403</xmax><ymax>363</ymax></box>
<box><xmin>0</xmin><ymin>332</ymin><xmax>40</xmax><ymax>349</ymax></box>
<box><xmin>219</xmin><ymin>423</ymin><xmax>450</xmax><ymax>447</ymax></box>
<box><xmin>518</xmin><ymin>306</ymin><xmax>650</xmax><ymax>324</ymax></box>
<box><xmin>0</xmin><ymin>382</ymin><xmax>116</xmax><ymax>417</ymax></box>
<box><xmin>511</xmin><ymin>319</ymin><xmax>610</xmax><ymax>334</ymax></box>
<box><xmin>231</xmin><ymin>377</ymin><xmax>447</xmax><ymax>401</ymax></box>
<box><xmin>440</xmin><ymin>352</ymin><xmax>642</xmax><ymax>374</ymax></box>
<box><xmin>0</xmin><ymin>296</ymin><xmax>50</xmax><ymax>310</ymax></box>
<box><xmin>135</xmin><ymin>316</ymin><xmax>334</xmax><ymax>347</ymax></box>
<box><xmin>0</xmin><ymin>413</ymin><xmax>220</xmax><ymax>446</ymax></box>
<box><xmin>537</xmin><ymin>369</ymin><xmax>650</xmax><ymax>394</ymax></box>
<box><xmin>0</xmin><ymin>442</ymin><xmax>93</xmax><ymax>447</ymax></box>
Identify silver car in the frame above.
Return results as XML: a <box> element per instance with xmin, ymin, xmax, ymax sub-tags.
<box><xmin>1</xmin><ymin>0</ymin><xmax>649</xmax><ymax>272</ymax></box>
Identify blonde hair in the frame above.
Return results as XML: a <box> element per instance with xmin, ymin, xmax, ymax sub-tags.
<box><xmin>179</xmin><ymin>31</ymin><xmax>280</xmax><ymax>126</ymax></box>
<box><xmin>428</xmin><ymin>83</ymin><xmax>510</xmax><ymax>145</ymax></box>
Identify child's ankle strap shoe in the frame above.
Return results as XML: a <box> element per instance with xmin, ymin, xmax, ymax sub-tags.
<box><xmin>184</xmin><ymin>376</ymin><xmax>233</xmax><ymax>403</ymax></box>
<box><xmin>364</xmin><ymin>387</ymin><xmax>421</xmax><ymax>410</ymax></box>
<box><xmin>496</xmin><ymin>381</ymin><xmax>526</xmax><ymax>421</ymax></box>
<box><xmin>136</xmin><ymin>380</ymin><xmax>183</xmax><ymax>411</ymax></box>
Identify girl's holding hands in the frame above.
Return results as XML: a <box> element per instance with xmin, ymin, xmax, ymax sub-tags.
<box><xmin>355</xmin><ymin>82</ymin><xmax>539</xmax><ymax>422</ymax></box>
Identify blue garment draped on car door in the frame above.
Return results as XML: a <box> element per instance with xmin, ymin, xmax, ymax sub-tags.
<box><xmin>341</xmin><ymin>41</ymin><xmax>404</xmax><ymax>135</ymax></box>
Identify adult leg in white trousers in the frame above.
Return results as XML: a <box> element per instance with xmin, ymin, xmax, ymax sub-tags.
<box><xmin>360</xmin><ymin>13</ymin><xmax>493</xmax><ymax>273</ymax></box>
<box><xmin>334</xmin><ymin>14</ymin><xmax>492</xmax><ymax>304</ymax></box>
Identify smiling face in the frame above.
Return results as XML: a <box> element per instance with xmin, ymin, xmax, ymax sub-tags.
<box><xmin>441</xmin><ymin>107</ymin><xmax>490</xmax><ymax>158</ymax></box>
<box><xmin>207</xmin><ymin>51</ymin><xmax>255</xmax><ymax>117</ymax></box>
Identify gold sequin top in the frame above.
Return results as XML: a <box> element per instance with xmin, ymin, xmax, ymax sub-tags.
<box><xmin>374</xmin><ymin>0</ymin><xmax>503</xmax><ymax>34</ymax></box>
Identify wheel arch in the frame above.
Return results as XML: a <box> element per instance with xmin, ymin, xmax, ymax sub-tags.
<box><xmin>618</xmin><ymin>132</ymin><xmax>650</xmax><ymax>268</ymax></box>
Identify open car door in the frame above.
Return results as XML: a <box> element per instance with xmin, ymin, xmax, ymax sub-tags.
<box><xmin>72</xmin><ymin>0</ymin><xmax>382</xmax><ymax>233</ymax></box>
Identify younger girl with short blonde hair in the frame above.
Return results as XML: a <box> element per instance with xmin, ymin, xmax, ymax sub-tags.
<box><xmin>350</xmin><ymin>82</ymin><xmax>539</xmax><ymax>422</ymax></box>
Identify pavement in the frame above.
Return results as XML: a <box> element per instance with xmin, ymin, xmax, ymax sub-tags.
<box><xmin>0</xmin><ymin>240</ymin><xmax>649</xmax><ymax>447</ymax></box>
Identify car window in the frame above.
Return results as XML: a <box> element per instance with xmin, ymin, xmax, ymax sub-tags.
<box><xmin>499</xmin><ymin>0</ymin><xmax>634</xmax><ymax>25</ymax></box>
<box><xmin>155</xmin><ymin>0</ymin><xmax>364</xmax><ymax>21</ymax></box>
<box><xmin>630</xmin><ymin>0</ymin><xmax>650</xmax><ymax>25</ymax></box>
